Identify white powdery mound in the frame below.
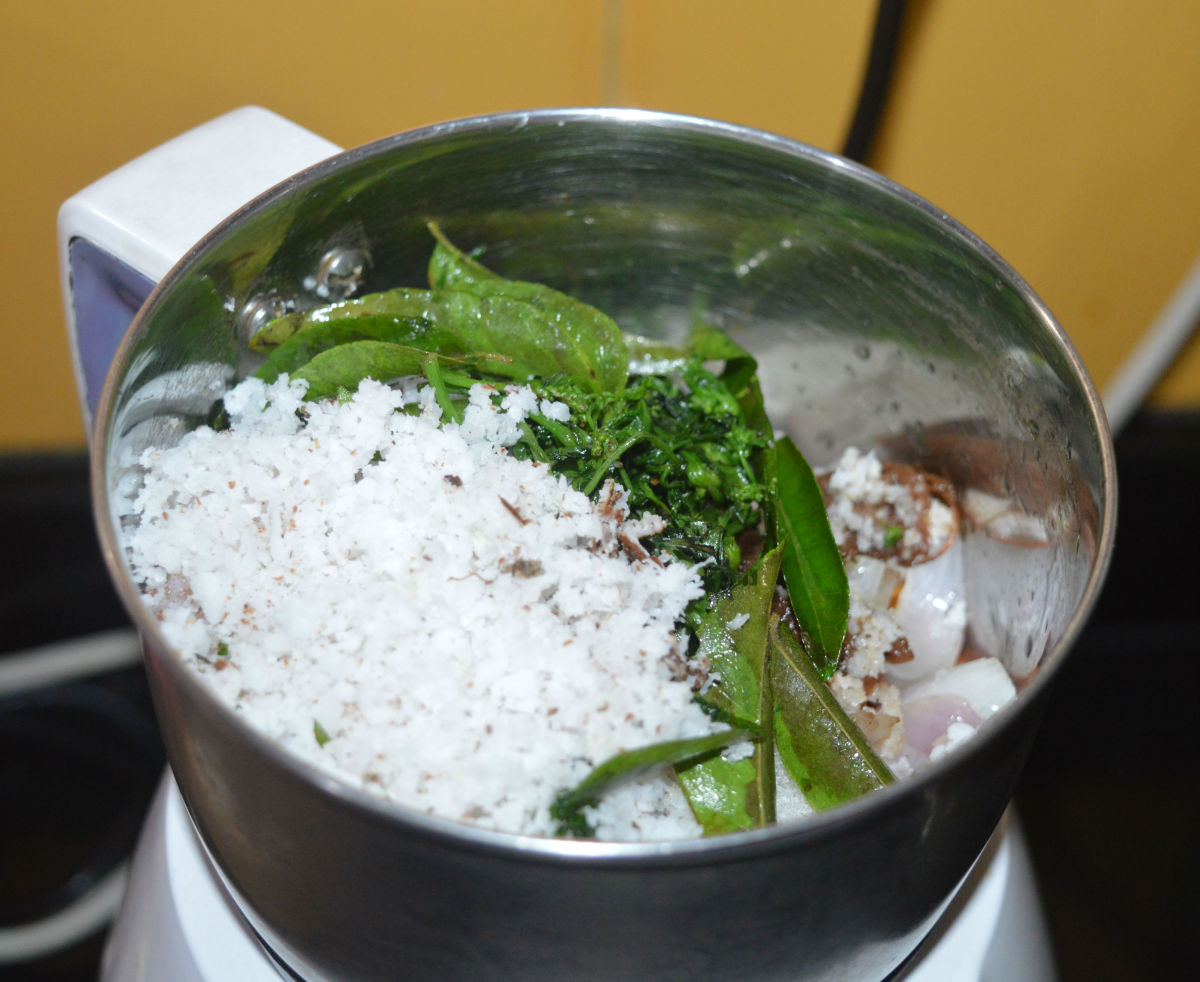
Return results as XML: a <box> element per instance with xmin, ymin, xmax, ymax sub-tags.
<box><xmin>124</xmin><ymin>376</ymin><xmax>717</xmax><ymax>839</ymax></box>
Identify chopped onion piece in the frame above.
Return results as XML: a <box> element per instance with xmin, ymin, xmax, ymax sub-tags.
<box><xmin>887</xmin><ymin>542</ymin><xmax>967</xmax><ymax>683</ymax></box>
<box><xmin>901</xmin><ymin>694</ymin><xmax>981</xmax><ymax>756</ymax></box>
<box><xmin>901</xmin><ymin>657</ymin><xmax>1017</xmax><ymax>721</ymax></box>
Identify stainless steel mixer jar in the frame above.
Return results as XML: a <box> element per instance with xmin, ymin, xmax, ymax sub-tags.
<box><xmin>62</xmin><ymin>107</ymin><xmax>1115</xmax><ymax>981</ymax></box>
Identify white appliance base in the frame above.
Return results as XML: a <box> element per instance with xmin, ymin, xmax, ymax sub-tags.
<box><xmin>101</xmin><ymin>773</ymin><xmax>1057</xmax><ymax>981</ymax></box>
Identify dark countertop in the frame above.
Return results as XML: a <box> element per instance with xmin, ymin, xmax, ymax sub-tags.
<box><xmin>1015</xmin><ymin>411</ymin><xmax>1200</xmax><ymax>981</ymax></box>
<box><xmin>2</xmin><ymin>413</ymin><xmax>1197</xmax><ymax>981</ymax></box>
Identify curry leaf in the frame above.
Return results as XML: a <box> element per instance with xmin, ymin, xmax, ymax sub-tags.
<box><xmin>248</xmin><ymin>288</ymin><xmax>446</xmax><ymax>352</ymax></box>
<box><xmin>436</xmin><ymin>291</ymin><xmax>602</xmax><ymax>384</ymax></box>
<box><xmin>252</xmin><ymin>285</ymin><xmax>627</xmax><ymax>395</ymax></box>
<box><xmin>690</xmin><ymin>320</ymin><xmax>754</xmax><ymax>380</ymax></box>
<box><xmin>287</xmin><ymin>341</ymin><xmax>518</xmax><ymax>402</ymax></box>
<box><xmin>428</xmin><ymin>223</ymin><xmax>629</xmax><ymax>392</ymax></box>
<box><xmin>254</xmin><ymin>310</ymin><xmax>464</xmax><ymax>382</ymax></box>
<box><xmin>770</xmin><ymin>436</ymin><xmax>848</xmax><ymax>679</ymax></box>
<box><xmin>677</xmin><ymin>545</ymin><xmax>783</xmax><ymax>832</ymax></box>
<box><xmin>248</xmin><ymin>223</ymin><xmax>631</xmax><ymax>397</ymax></box>
<box><xmin>551</xmin><ymin>728</ymin><xmax>752</xmax><ymax>837</ymax></box>
<box><xmin>675</xmin><ymin>755</ymin><xmax>760</xmax><ymax>836</ymax></box>
<box><xmin>769</xmin><ymin>619</ymin><xmax>892</xmax><ymax>810</ymax></box>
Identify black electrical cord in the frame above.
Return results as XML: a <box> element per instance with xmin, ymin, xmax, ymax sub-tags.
<box><xmin>841</xmin><ymin>0</ymin><xmax>909</xmax><ymax>165</ymax></box>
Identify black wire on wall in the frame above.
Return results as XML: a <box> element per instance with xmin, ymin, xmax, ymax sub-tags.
<box><xmin>842</xmin><ymin>0</ymin><xmax>909</xmax><ymax>165</ymax></box>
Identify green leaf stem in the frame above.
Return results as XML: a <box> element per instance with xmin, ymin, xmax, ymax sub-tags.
<box><xmin>551</xmin><ymin>728</ymin><xmax>752</xmax><ymax>838</ymax></box>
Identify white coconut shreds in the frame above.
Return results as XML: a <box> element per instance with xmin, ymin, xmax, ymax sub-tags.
<box><xmin>123</xmin><ymin>375</ymin><xmax>722</xmax><ymax>840</ymax></box>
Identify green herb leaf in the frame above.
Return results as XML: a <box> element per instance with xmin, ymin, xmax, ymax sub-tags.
<box><xmin>253</xmin><ymin>306</ymin><xmax>461</xmax><ymax>378</ymax></box>
<box><xmin>313</xmin><ymin>720</ymin><xmax>331</xmax><ymax>748</ymax></box>
<box><xmin>252</xmin><ymin>292</ymin><xmax>560</xmax><ymax>392</ymax></box>
<box><xmin>252</xmin><ymin>287</ymin><xmax>627</xmax><ymax>397</ymax></box>
<box><xmin>769</xmin><ymin>619</ymin><xmax>892</xmax><ymax>810</ymax></box>
<box><xmin>674</xmin><ymin>755</ymin><xmax>760</xmax><ymax>836</ymax></box>
<box><xmin>428</xmin><ymin>223</ymin><xmax>629</xmax><ymax>392</ymax></box>
<box><xmin>248</xmin><ymin>288</ymin><xmax>452</xmax><ymax>353</ymax></box>
<box><xmin>551</xmin><ymin>728</ymin><xmax>752</xmax><ymax>837</ymax></box>
<box><xmin>283</xmin><ymin>341</ymin><xmax>521</xmax><ymax>403</ymax></box>
<box><xmin>677</xmin><ymin>545</ymin><xmax>783</xmax><ymax>832</ymax></box>
<box><xmin>769</xmin><ymin>436</ymin><xmax>848</xmax><ymax>679</ymax></box>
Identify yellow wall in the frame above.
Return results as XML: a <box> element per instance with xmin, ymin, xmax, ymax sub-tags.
<box><xmin>4</xmin><ymin>0</ymin><xmax>1199</xmax><ymax>449</ymax></box>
